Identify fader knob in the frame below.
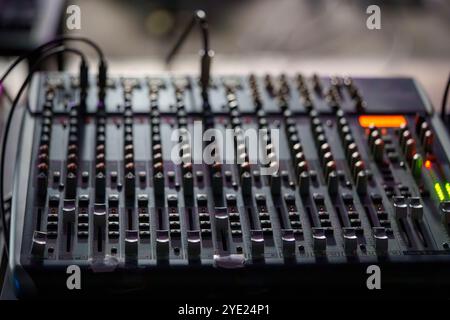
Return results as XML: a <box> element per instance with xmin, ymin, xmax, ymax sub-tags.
<box><xmin>156</xmin><ymin>230</ymin><xmax>170</xmax><ymax>260</ymax></box>
<box><xmin>373</xmin><ymin>227</ymin><xmax>388</xmax><ymax>255</ymax></box>
<box><xmin>393</xmin><ymin>196</ymin><xmax>408</xmax><ymax>219</ymax></box>
<box><xmin>312</xmin><ymin>228</ymin><xmax>327</xmax><ymax>253</ymax></box>
<box><xmin>440</xmin><ymin>201</ymin><xmax>450</xmax><ymax>225</ymax></box>
<box><xmin>409</xmin><ymin>197</ymin><xmax>424</xmax><ymax>220</ymax></box>
<box><xmin>125</xmin><ymin>230</ymin><xmax>139</xmax><ymax>260</ymax></box>
<box><xmin>187</xmin><ymin>230</ymin><xmax>201</xmax><ymax>260</ymax></box>
<box><xmin>62</xmin><ymin>199</ymin><xmax>76</xmax><ymax>223</ymax></box>
<box><xmin>281</xmin><ymin>229</ymin><xmax>296</xmax><ymax>258</ymax></box>
<box><xmin>343</xmin><ymin>227</ymin><xmax>357</xmax><ymax>255</ymax></box>
<box><xmin>31</xmin><ymin>231</ymin><xmax>47</xmax><ymax>259</ymax></box>
<box><xmin>93</xmin><ymin>203</ymin><xmax>107</xmax><ymax>228</ymax></box>
<box><xmin>250</xmin><ymin>230</ymin><xmax>265</xmax><ymax>260</ymax></box>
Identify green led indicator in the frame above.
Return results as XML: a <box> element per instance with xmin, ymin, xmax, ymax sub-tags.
<box><xmin>446</xmin><ymin>182</ymin><xmax>450</xmax><ymax>198</ymax></box>
<box><xmin>435</xmin><ymin>183</ymin><xmax>445</xmax><ymax>202</ymax></box>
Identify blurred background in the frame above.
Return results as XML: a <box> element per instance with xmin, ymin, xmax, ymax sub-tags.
<box><xmin>0</xmin><ymin>0</ymin><xmax>449</xmax><ymax>107</ymax></box>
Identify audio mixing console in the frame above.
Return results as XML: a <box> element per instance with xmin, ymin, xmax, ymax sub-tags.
<box><xmin>8</xmin><ymin>72</ymin><xmax>450</xmax><ymax>298</ymax></box>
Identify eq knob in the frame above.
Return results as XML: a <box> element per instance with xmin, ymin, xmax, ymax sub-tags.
<box><xmin>183</xmin><ymin>172</ymin><xmax>194</xmax><ymax>197</ymax></box>
<box><xmin>327</xmin><ymin>171</ymin><xmax>339</xmax><ymax>195</ymax></box>
<box><xmin>154</xmin><ymin>172</ymin><xmax>165</xmax><ymax>196</ymax></box>
<box><xmin>65</xmin><ymin>172</ymin><xmax>77</xmax><ymax>199</ymax></box>
<box><xmin>212</xmin><ymin>171</ymin><xmax>223</xmax><ymax>196</ymax></box>
<box><xmin>356</xmin><ymin>171</ymin><xmax>367</xmax><ymax>195</ymax></box>
<box><xmin>125</xmin><ymin>172</ymin><xmax>135</xmax><ymax>200</ymax></box>
<box><xmin>241</xmin><ymin>172</ymin><xmax>252</xmax><ymax>196</ymax></box>
<box><xmin>423</xmin><ymin>130</ymin><xmax>434</xmax><ymax>153</ymax></box>
<box><xmin>95</xmin><ymin>172</ymin><xmax>106</xmax><ymax>202</ymax></box>
<box><xmin>270</xmin><ymin>173</ymin><xmax>281</xmax><ymax>195</ymax></box>
<box><xmin>353</xmin><ymin>160</ymin><xmax>365</xmax><ymax>181</ymax></box>
<box><xmin>411</xmin><ymin>154</ymin><xmax>423</xmax><ymax>179</ymax></box>
<box><xmin>37</xmin><ymin>172</ymin><xmax>48</xmax><ymax>201</ymax></box>
<box><xmin>372</xmin><ymin>138</ymin><xmax>385</xmax><ymax>163</ymax></box>
<box><xmin>299</xmin><ymin>171</ymin><xmax>310</xmax><ymax>196</ymax></box>
<box><xmin>404</xmin><ymin>138</ymin><xmax>416</xmax><ymax>161</ymax></box>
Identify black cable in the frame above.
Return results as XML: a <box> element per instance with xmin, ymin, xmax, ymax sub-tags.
<box><xmin>0</xmin><ymin>35</ymin><xmax>107</xmax><ymax>96</ymax></box>
<box><xmin>441</xmin><ymin>72</ymin><xmax>450</xmax><ymax>121</ymax></box>
<box><xmin>0</xmin><ymin>195</ymin><xmax>11</xmax><ymax>289</ymax></box>
<box><xmin>165</xmin><ymin>10</ymin><xmax>210</xmax><ymax>65</ymax></box>
<box><xmin>0</xmin><ymin>46</ymin><xmax>87</xmax><ymax>258</ymax></box>
<box><xmin>165</xmin><ymin>10</ymin><xmax>213</xmax><ymax>100</ymax></box>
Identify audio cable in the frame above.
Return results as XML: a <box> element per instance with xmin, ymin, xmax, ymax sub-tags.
<box><xmin>0</xmin><ymin>35</ymin><xmax>107</xmax><ymax>101</ymax></box>
<box><xmin>0</xmin><ymin>46</ymin><xmax>87</xmax><ymax>259</ymax></box>
<box><xmin>166</xmin><ymin>10</ymin><xmax>214</xmax><ymax>101</ymax></box>
<box><xmin>0</xmin><ymin>35</ymin><xmax>106</xmax><ymax>257</ymax></box>
<box><xmin>441</xmin><ymin>72</ymin><xmax>450</xmax><ymax>123</ymax></box>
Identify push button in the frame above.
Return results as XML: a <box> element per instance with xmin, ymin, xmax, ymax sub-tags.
<box><xmin>409</xmin><ymin>197</ymin><xmax>423</xmax><ymax>220</ymax></box>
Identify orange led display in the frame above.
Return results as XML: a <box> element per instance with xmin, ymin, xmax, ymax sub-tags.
<box><xmin>358</xmin><ymin>115</ymin><xmax>407</xmax><ymax>128</ymax></box>
<box><xmin>425</xmin><ymin>160</ymin><xmax>432</xmax><ymax>169</ymax></box>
